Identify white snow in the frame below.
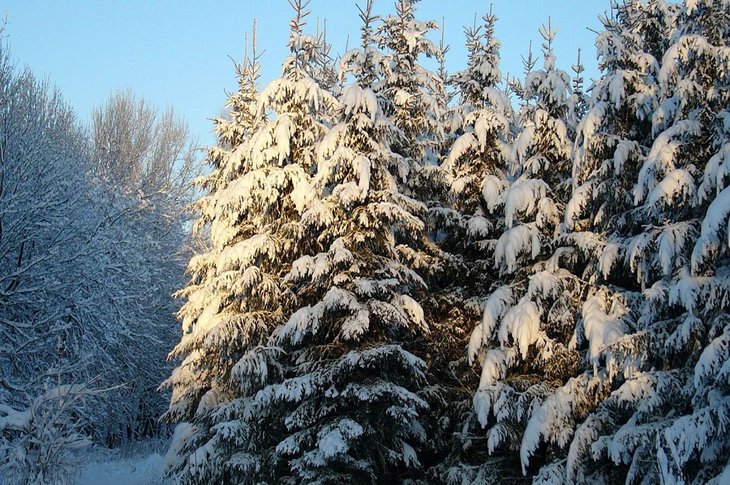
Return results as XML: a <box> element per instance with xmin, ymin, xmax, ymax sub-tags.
<box><xmin>494</xmin><ymin>224</ymin><xmax>541</xmax><ymax>273</ymax></box>
<box><xmin>499</xmin><ymin>297</ymin><xmax>541</xmax><ymax>358</ymax></box>
<box><xmin>512</xmin><ymin>123</ymin><xmax>536</xmax><ymax>167</ymax></box>
<box><xmin>698</xmin><ymin>144</ymin><xmax>730</xmax><ymax>202</ymax></box>
<box><xmin>317</xmin><ymin>428</ymin><xmax>348</xmax><ymax>459</ymax></box>
<box><xmin>340</xmin><ymin>307</ymin><xmax>371</xmax><ymax>341</ymax></box>
<box><xmin>575</xmin><ymin>103</ymin><xmax>606</xmax><ymax>161</ymax></box>
<box><xmin>528</xmin><ymin>271</ymin><xmax>563</xmax><ymax>300</ymax></box>
<box><xmin>0</xmin><ymin>404</ymin><xmax>30</xmax><ymax>432</ymax></box>
<box><xmin>668</xmin><ymin>269</ymin><xmax>704</xmax><ymax>314</ymax></box>
<box><xmin>613</xmin><ymin>140</ymin><xmax>639</xmax><ymax>175</ymax></box>
<box><xmin>633</xmin><ymin>120</ymin><xmax>701</xmax><ymax>205</ymax></box>
<box><xmin>479</xmin><ymin>348</ymin><xmax>509</xmax><ymax>388</ymax></box>
<box><xmin>582</xmin><ymin>292</ymin><xmax>626</xmax><ymax>373</ymax></box>
<box><xmin>398</xmin><ymin>294</ymin><xmax>427</xmax><ymax>332</ymax></box>
<box><xmin>76</xmin><ymin>447</ymin><xmax>169</xmax><ymax>485</ymax></box>
<box><xmin>692</xmin><ymin>185</ymin><xmax>730</xmax><ymax>272</ymax></box>
<box><xmin>565</xmin><ymin>183</ymin><xmax>591</xmax><ymax>230</ymax></box>
<box><xmin>472</xmin><ymin>109</ymin><xmax>509</xmax><ymax>150</ymax></box>
<box><xmin>694</xmin><ymin>325</ymin><xmax>729</xmax><ymax>388</ymax></box>
<box><xmin>656</xmin><ymin>223</ymin><xmax>692</xmax><ymax>276</ymax></box>
<box><xmin>520</xmin><ymin>381</ymin><xmax>574</xmax><ymax>474</ymax></box>
<box><xmin>216</xmin><ymin>234</ymin><xmax>276</xmax><ymax>273</ymax></box>
<box><xmin>468</xmin><ymin>288</ymin><xmax>515</xmax><ymax>365</ymax></box>
<box><xmin>625</xmin><ymin>232</ymin><xmax>652</xmax><ymax>286</ymax></box>
<box><xmin>444</xmin><ymin>132</ymin><xmax>476</xmax><ymax>170</ymax></box>
<box><xmin>340</xmin><ymin>85</ymin><xmax>377</xmax><ymax>123</ymax></box>
<box><xmin>481</xmin><ymin>174</ymin><xmax>508</xmax><ymax>213</ymax></box>
<box><xmin>503</xmin><ymin>179</ymin><xmax>549</xmax><ymax>228</ymax></box>
<box><xmin>599</xmin><ymin>243</ymin><xmax>621</xmax><ymax>279</ymax></box>
<box><xmin>646</xmin><ymin>168</ymin><xmax>696</xmax><ymax>209</ymax></box>
<box><xmin>467</xmin><ymin>215</ymin><xmax>491</xmax><ymax>238</ymax></box>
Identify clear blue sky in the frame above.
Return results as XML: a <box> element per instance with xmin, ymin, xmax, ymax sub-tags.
<box><xmin>1</xmin><ymin>1</ymin><xmax>608</xmax><ymax>147</ymax></box>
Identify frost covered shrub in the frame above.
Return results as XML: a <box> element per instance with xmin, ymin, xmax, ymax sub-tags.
<box><xmin>0</xmin><ymin>384</ymin><xmax>96</xmax><ymax>485</ymax></box>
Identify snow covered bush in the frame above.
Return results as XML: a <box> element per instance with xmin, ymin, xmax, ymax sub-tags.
<box><xmin>0</xmin><ymin>384</ymin><xmax>97</xmax><ymax>485</ymax></box>
<box><xmin>0</xmin><ymin>27</ymin><xmax>191</xmax><ymax>475</ymax></box>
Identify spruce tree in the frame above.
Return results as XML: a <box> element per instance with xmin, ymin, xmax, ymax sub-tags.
<box><xmin>430</xmin><ymin>9</ymin><xmax>520</xmax><ymax>483</ymax></box>
<box><xmin>376</xmin><ymin>0</ymin><xmax>447</xmax><ymax>210</ymax></box>
<box><xmin>466</xmin><ymin>20</ymin><xmax>580</xmax><ymax>480</ymax></box>
<box><xmin>160</xmin><ymin>2</ymin><xmax>730</xmax><ymax>483</ymax></box>
<box><xmin>376</xmin><ymin>0</ymin><xmax>441</xmax><ymax>163</ymax></box>
<box><xmin>513</xmin><ymin>2</ymin><xmax>677</xmax><ymax>482</ymax></box>
<box><xmin>561</xmin><ymin>1</ymin><xmax>730</xmax><ymax>482</ymax></box>
<box><xmin>163</xmin><ymin>2</ymin><xmax>335</xmax><ymax>480</ymax></box>
<box><xmin>372</xmin><ymin>3</ymin><xmax>462</xmax><ymax>476</ymax></box>
<box><xmin>445</xmin><ymin>7</ymin><xmax>513</xmax><ymax>234</ymax></box>
<box><xmin>554</xmin><ymin>3</ymin><xmax>675</xmax><ymax>481</ymax></box>
<box><xmin>491</xmin><ymin>1</ymin><xmax>730</xmax><ymax>482</ymax></box>
<box><xmin>257</xmin><ymin>1</ymin><xmax>439</xmax><ymax>481</ymax></box>
<box><xmin>489</xmin><ymin>3</ymin><xmax>679</xmax><ymax>481</ymax></box>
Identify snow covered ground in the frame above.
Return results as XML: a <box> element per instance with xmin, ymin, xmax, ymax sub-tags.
<box><xmin>75</xmin><ymin>442</ymin><xmax>170</xmax><ymax>485</ymax></box>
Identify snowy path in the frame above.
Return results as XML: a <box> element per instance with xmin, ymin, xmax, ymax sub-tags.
<box><xmin>75</xmin><ymin>451</ymin><xmax>169</xmax><ymax>485</ymax></box>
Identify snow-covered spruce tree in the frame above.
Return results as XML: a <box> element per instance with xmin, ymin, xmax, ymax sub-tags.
<box><xmin>482</xmin><ymin>1</ymin><xmax>729</xmax><ymax>482</ymax></box>
<box><xmin>550</xmin><ymin>1</ymin><xmax>730</xmax><ymax>482</ymax></box>
<box><xmin>374</xmin><ymin>0</ymin><xmax>449</xmax><ymax>315</ymax></box>
<box><xmin>429</xmin><ymin>10</ymin><xmax>521</xmax><ymax>483</ymax></box>
<box><xmin>434</xmin><ymin>22</ymin><xmax>455</xmax><ymax>161</ymax></box>
<box><xmin>465</xmin><ymin>20</ymin><xmax>584</xmax><ymax>480</ymax></box>
<box><xmin>566</xmin><ymin>0</ymin><xmax>677</xmax><ymax>237</ymax></box>
<box><xmin>443</xmin><ymin>7</ymin><xmax>513</xmax><ymax>243</ymax></box>
<box><xmin>504</xmin><ymin>1</ymin><xmax>677</xmax><ymax>482</ymax></box>
<box><xmin>253</xmin><ymin>2</ymin><xmax>439</xmax><ymax>481</ymax></box>
<box><xmin>376</xmin><ymin>0</ymin><xmax>445</xmax><ymax>202</ymax></box>
<box><xmin>162</xmin><ymin>5</ymin><xmax>335</xmax><ymax>481</ymax></box>
<box><xmin>370</xmin><ymin>2</ymin><xmax>468</xmax><ymax>475</ymax></box>
<box><xmin>566</xmin><ymin>48</ymin><xmax>589</xmax><ymax>138</ymax></box>
<box><xmin>468</xmin><ymin>3</ymin><xmax>683</xmax><ymax>482</ymax></box>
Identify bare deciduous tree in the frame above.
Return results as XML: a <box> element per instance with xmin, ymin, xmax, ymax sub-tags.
<box><xmin>91</xmin><ymin>90</ymin><xmax>200</xmax><ymax>204</ymax></box>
